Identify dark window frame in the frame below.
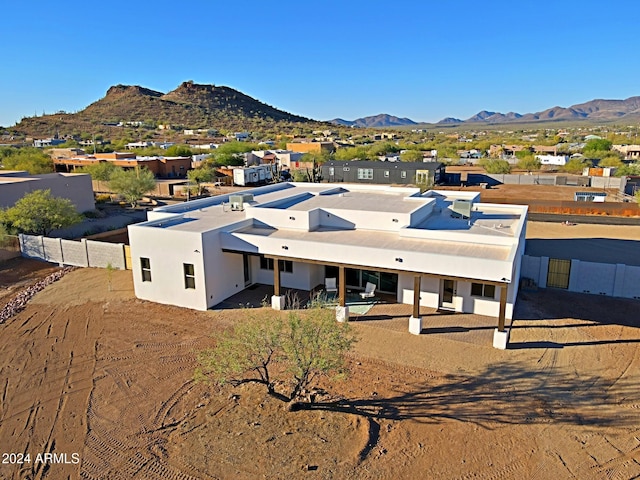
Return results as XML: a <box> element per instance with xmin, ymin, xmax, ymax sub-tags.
<box><xmin>140</xmin><ymin>257</ymin><xmax>151</xmax><ymax>282</ymax></box>
<box><xmin>471</xmin><ymin>282</ymin><xmax>495</xmax><ymax>298</ymax></box>
<box><xmin>184</xmin><ymin>263</ymin><xmax>196</xmax><ymax>289</ymax></box>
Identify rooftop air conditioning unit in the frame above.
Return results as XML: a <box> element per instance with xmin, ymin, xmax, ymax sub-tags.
<box><xmin>451</xmin><ymin>199</ymin><xmax>472</xmax><ymax>219</ymax></box>
<box><xmin>229</xmin><ymin>194</ymin><xmax>254</xmax><ymax>211</ymax></box>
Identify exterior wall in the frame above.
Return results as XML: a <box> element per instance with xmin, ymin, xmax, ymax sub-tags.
<box><xmin>0</xmin><ymin>173</ymin><xmax>94</xmax><ymax>212</ymax></box>
<box><xmin>201</xmin><ymin>230</ymin><xmax>247</xmax><ymax>309</ymax></box>
<box><xmin>521</xmin><ymin>254</ymin><xmax>640</xmax><ymax>300</ymax></box>
<box><xmin>398</xmin><ymin>274</ymin><xmax>515</xmax><ymax>319</ymax></box>
<box><xmin>286</xmin><ymin>142</ymin><xmax>335</xmax><ymax>154</ymax></box>
<box><xmin>322</xmin><ymin>161</ymin><xmax>444</xmax><ymax>185</ymax></box>
<box><xmin>19</xmin><ymin>234</ymin><xmax>125</xmax><ymax>269</ymax></box>
<box><xmin>128</xmin><ymin>227</ymin><xmax>208</xmax><ymax>310</ymax></box>
<box><xmin>252</xmin><ymin>257</ymin><xmax>317</xmax><ymax>291</ymax></box>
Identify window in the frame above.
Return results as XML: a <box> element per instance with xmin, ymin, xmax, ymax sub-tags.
<box><xmin>384</xmin><ymin>170</ymin><xmax>390</xmax><ymax>178</ymax></box>
<box><xmin>471</xmin><ymin>282</ymin><xmax>495</xmax><ymax>298</ymax></box>
<box><xmin>260</xmin><ymin>256</ymin><xmax>293</xmax><ymax>273</ymax></box>
<box><xmin>357</xmin><ymin>168</ymin><xmax>373</xmax><ymax>180</ymax></box>
<box><xmin>401</xmin><ymin>171</ymin><xmax>407</xmax><ymax>179</ymax></box>
<box><xmin>184</xmin><ymin>263</ymin><xmax>195</xmax><ymax>289</ymax></box>
<box><xmin>140</xmin><ymin>257</ymin><xmax>151</xmax><ymax>282</ymax></box>
<box><xmin>329</xmin><ymin>167</ymin><xmax>334</xmax><ymax>176</ymax></box>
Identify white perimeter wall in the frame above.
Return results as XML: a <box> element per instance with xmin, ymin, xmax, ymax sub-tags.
<box><xmin>520</xmin><ymin>255</ymin><xmax>640</xmax><ymax>300</ymax></box>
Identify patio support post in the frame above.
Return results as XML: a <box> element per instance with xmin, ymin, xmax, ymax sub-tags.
<box><xmin>338</xmin><ymin>266</ymin><xmax>346</xmax><ymax>307</ymax></box>
<box><xmin>409</xmin><ymin>275</ymin><xmax>422</xmax><ymax>335</ymax></box>
<box><xmin>412</xmin><ymin>275</ymin><xmax>421</xmax><ymax>319</ymax></box>
<box><xmin>336</xmin><ymin>266</ymin><xmax>349</xmax><ymax>322</ymax></box>
<box><xmin>273</xmin><ymin>260</ymin><xmax>281</xmax><ymax>297</ymax></box>
<box><xmin>493</xmin><ymin>283</ymin><xmax>510</xmax><ymax>349</ymax></box>
<box><xmin>271</xmin><ymin>259</ymin><xmax>285</xmax><ymax>310</ymax></box>
<box><xmin>498</xmin><ymin>283</ymin><xmax>507</xmax><ymax>332</ymax></box>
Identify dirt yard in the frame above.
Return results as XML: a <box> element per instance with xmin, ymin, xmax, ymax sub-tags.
<box><xmin>1</xmin><ymin>260</ymin><xmax>640</xmax><ymax>479</ymax></box>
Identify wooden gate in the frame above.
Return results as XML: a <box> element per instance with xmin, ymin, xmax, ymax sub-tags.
<box><xmin>124</xmin><ymin>245</ymin><xmax>132</xmax><ymax>270</ymax></box>
<box><xmin>547</xmin><ymin>258</ymin><xmax>571</xmax><ymax>289</ymax></box>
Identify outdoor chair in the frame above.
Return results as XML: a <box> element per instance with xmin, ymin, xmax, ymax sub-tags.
<box><xmin>325</xmin><ymin>277</ymin><xmax>337</xmax><ymax>294</ymax></box>
<box><xmin>360</xmin><ymin>282</ymin><xmax>376</xmax><ymax>299</ymax></box>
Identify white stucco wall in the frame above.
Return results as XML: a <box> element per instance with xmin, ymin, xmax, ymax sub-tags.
<box><xmin>398</xmin><ymin>274</ymin><xmax>515</xmax><ymax>320</ymax></box>
<box><xmin>128</xmin><ymin>226</ymin><xmax>208</xmax><ymax>310</ymax></box>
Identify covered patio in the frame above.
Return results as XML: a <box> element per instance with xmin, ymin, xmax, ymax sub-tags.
<box><xmin>211</xmin><ymin>281</ymin><xmax>502</xmax><ymax>347</ymax></box>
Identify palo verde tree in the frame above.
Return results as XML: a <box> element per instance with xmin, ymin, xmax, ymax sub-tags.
<box><xmin>195</xmin><ymin>308</ymin><xmax>356</xmax><ymax>405</ymax></box>
<box><xmin>187</xmin><ymin>167</ymin><xmax>217</xmax><ymax>195</ymax></box>
<box><xmin>480</xmin><ymin>158</ymin><xmax>511</xmax><ymax>174</ymax></box>
<box><xmin>108</xmin><ymin>167</ymin><xmax>156</xmax><ymax>207</ymax></box>
<box><xmin>0</xmin><ymin>147</ymin><xmax>53</xmax><ymax>174</ymax></box>
<box><xmin>0</xmin><ymin>189</ymin><xmax>82</xmax><ymax>235</ymax></box>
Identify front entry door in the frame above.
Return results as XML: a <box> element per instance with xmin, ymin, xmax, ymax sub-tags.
<box><xmin>441</xmin><ymin>279</ymin><xmax>456</xmax><ymax>309</ymax></box>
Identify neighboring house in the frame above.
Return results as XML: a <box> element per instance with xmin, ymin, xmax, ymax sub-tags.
<box><xmin>536</xmin><ymin>154</ymin><xmax>569</xmax><ymax>166</ymax></box>
<box><xmin>286</xmin><ymin>141</ymin><xmax>336</xmax><ymax>155</ymax></box>
<box><xmin>321</xmin><ymin>160</ymin><xmax>444</xmax><ymax>186</ymax></box>
<box><xmin>127</xmin><ymin>183</ymin><xmax>527</xmax><ymax>348</ymax></box>
<box><xmin>0</xmin><ymin>170</ymin><xmax>95</xmax><ymax>212</ymax></box>
<box><xmin>53</xmin><ymin>152</ymin><xmax>192</xmax><ymax>178</ymax></box>
<box><xmin>125</xmin><ymin>141</ymin><xmax>153</xmax><ymax>150</ymax></box>
<box><xmin>33</xmin><ymin>138</ymin><xmax>65</xmax><ymax>148</ymax></box>
<box><xmin>229</xmin><ymin>132</ymin><xmax>250</xmax><ymax>141</ymax></box>
<box><xmin>612</xmin><ymin>144</ymin><xmax>640</xmax><ymax>160</ymax></box>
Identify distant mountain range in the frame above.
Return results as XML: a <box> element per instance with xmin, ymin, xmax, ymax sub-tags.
<box><xmin>330</xmin><ymin>114</ymin><xmax>417</xmax><ymax>128</ymax></box>
<box><xmin>9</xmin><ymin>83</ymin><xmax>640</xmax><ymax>138</ymax></box>
<box><xmin>332</xmin><ymin>97</ymin><xmax>640</xmax><ymax>127</ymax></box>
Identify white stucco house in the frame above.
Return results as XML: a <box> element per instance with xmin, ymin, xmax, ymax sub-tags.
<box><xmin>128</xmin><ymin>183</ymin><xmax>528</xmax><ymax>348</ymax></box>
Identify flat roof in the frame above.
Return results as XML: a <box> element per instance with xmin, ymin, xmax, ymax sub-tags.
<box><xmin>139</xmin><ymin>183</ymin><xmax>526</xmax><ymax>244</ymax></box>
<box><xmin>234</xmin><ymin>224</ymin><xmax>512</xmax><ymax>261</ymax></box>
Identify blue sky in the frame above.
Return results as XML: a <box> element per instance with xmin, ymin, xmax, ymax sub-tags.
<box><xmin>1</xmin><ymin>0</ymin><xmax>638</xmax><ymax>127</ymax></box>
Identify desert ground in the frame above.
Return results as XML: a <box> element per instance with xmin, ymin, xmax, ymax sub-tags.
<box><xmin>1</xmin><ymin>254</ymin><xmax>640</xmax><ymax>479</ymax></box>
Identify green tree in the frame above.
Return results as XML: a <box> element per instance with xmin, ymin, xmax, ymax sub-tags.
<box><xmin>583</xmin><ymin>138</ymin><xmax>613</xmax><ymax>155</ymax></box>
<box><xmin>0</xmin><ymin>189</ymin><xmax>82</xmax><ymax>235</ymax></box>
<box><xmin>77</xmin><ymin>161</ymin><xmax>119</xmax><ymax>181</ymax></box>
<box><xmin>480</xmin><ymin>159</ymin><xmax>511</xmax><ymax>174</ymax></box>
<box><xmin>598</xmin><ymin>155</ymin><xmax>624</xmax><ymax>168</ymax></box>
<box><xmin>165</xmin><ymin>144</ymin><xmax>193</xmax><ymax>157</ymax></box>
<box><xmin>562</xmin><ymin>157</ymin><xmax>592</xmax><ymax>174</ymax></box>
<box><xmin>208</xmin><ymin>141</ymin><xmax>258</xmax><ymax>167</ymax></box>
<box><xmin>187</xmin><ymin>167</ymin><xmax>216</xmax><ymax>195</ymax></box>
<box><xmin>517</xmin><ymin>156</ymin><xmax>541</xmax><ymax>173</ymax></box>
<box><xmin>196</xmin><ymin>309</ymin><xmax>356</xmax><ymax>404</ymax></box>
<box><xmin>108</xmin><ymin>168</ymin><xmax>156</xmax><ymax>207</ymax></box>
<box><xmin>400</xmin><ymin>149</ymin><xmax>424</xmax><ymax>162</ymax></box>
<box><xmin>0</xmin><ymin>147</ymin><xmax>53</xmax><ymax>174</ymax></box>
<box><xmin>615</xmin><ymin>162</ymin><xmax>640</xmax><ymax>177</ymax></box>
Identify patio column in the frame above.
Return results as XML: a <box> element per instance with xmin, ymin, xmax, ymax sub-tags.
<box><xmin>409</xmin><ymin>275</ymin><xmax>422</xmax><ymax>335</ymax></box>
<box><xmin>493</xmin><ymin>283</ymin><xmax>510</xmax><ymax>349</ymax></box>
<box><xmin>497</xmin><ymin>283</ymin><xmax>507</xmax><ymax>332</ymax></box>
<box><xmin>338</xmin><ymin>266</ymin><xmax>346</xmax><ymax>307</ymax></box>
<box><xmin>271</xmin><ymin>259</ymin><xmax>285</xmax><ymax>310</ymax></box>
<box><xmin>336</xmin><ymin>265</ymin><xmax>349</xmax><ymax>322</ymax></box>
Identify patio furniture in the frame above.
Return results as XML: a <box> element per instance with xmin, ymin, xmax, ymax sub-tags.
<box><xmin>360</xmin><ymin>282</ymin><xmax>376</xmax><ymax>299</ymax></box>
<box><xmin>325</xmin><ymin>278</ymin><xmax>337</xmax><ymax>294</ymax></box>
